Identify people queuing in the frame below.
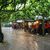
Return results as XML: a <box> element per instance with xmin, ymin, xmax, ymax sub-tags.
<box><xmin>12</xmin><ymin>20</ymin><xmax>50</xmax><ymax>36</ymax></box>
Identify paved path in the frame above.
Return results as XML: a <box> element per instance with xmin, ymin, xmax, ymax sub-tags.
<box><xmin>0</xmin><ymin>27</ymin><xmax>50</xmax><ymax>50</ymax></box>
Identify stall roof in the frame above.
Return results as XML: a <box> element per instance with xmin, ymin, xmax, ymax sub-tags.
<box><xmin>24</xmin><ymin>20</ymin><xmax>34</xmax><ymax>22</ymax></box>
<box><xmin>16</xmin><ymin>20</ymin><xmax>24</xmax><ymax>23</ymax></box>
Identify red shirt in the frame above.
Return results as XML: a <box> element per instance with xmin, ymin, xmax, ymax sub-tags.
<box><xmin>45</xmin><ymin>23</ymin><xmax>50</xmax><ymax>28</ymax></box>
<box><xmin>48</xmin><ymin>24</ymin><xmax>50</xmax><ymax>28</ymax></box>
<box><xmin>32</xmin><ymin>24</ymin><xmax>39</xmax><ymax>29</ymax></box>
<box><xmin>32</xmin><ymin>25</ymin><xmax>36</xmax><ymax>28</ymax></box>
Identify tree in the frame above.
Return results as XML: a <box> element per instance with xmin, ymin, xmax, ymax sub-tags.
<box><xmin>0</xmin><ymin>0</ymin><xmax>28</xmax><ymax>42</ymax></box>
<box><xmin>0</xmin><ymin>0</ymin><xmax>50</xmax><ymax>41</ymax></box>
<box><xmin>0</xmin><ymin>11</ymin><xmax>12</xmax><ymax>42</ymax></box>
<box><xmin>0</xmin><ymin>0</ymin><xmax>15</xmax><ymax>42</ymax></box>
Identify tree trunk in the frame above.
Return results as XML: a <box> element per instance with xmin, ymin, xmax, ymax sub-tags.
<box><xmin>42</xmin><ymin>16</ymin><xmax>45</xmax><ymax>36</ymax></box>
<box><xmin>0</xmin><ymin>18</ymin><xmax>4</xmax><ymax>42</ymax></box>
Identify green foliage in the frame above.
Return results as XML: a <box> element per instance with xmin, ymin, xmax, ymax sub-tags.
<box><xmin>20</xmin><ymin>0</ymin><xmax>27</xmax><ymax>4</ymax></box>
<box><xmin>0</xmin><ymin>0</ymin><xmax>50</xmax><ymax>22</ymax></box>
<box><xmin>0</xmin><ymin>12</ymin><xmax>12</xmax><ymax>22</ymax></box>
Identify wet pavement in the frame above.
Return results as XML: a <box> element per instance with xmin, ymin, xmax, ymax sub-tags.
<box><xmin>0</xmin><ymin>27</ymin><xmax>50</xmax><ymax>50</ymax></box>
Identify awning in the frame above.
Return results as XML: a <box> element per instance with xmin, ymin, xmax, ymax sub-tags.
<box><xmin>16</xmin><ymin>20</ymin><xmax>24</xmax><ymax>23</ymax></box>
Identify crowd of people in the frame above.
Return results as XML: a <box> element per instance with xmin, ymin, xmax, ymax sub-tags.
<box><xmin>12</xmin><ymin>22</ymin><xmax>24</xmax><ymax>29</ymax></box>
<box><xmin>12</xmin><ymin>20</ymin><xmax>50</xmax><ymax>36</ymax></box>
<box><xmin>24</xmin><ymin>20</ymin><xmax>50</xmax><ymax>35</ymax></box>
